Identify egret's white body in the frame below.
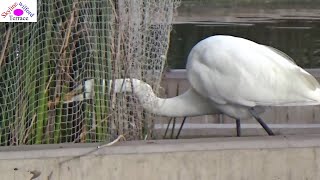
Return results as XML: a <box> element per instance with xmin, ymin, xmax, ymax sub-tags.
<box><xmin>186</xmin><ymin>35</ymin><xmax>320</xmax><ymax>119</ymax></box>
<box><xmin>65</xmin><ymin>35</ymin><xmax>320</xmax><ymax>132</ymax></box>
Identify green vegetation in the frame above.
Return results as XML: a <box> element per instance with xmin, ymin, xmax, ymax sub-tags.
<box><xmin>0</xmin><ymin>1</ymin><xmax>114</xmax><ymax>145</ymax></box>
<box><xmin>0</xmin><ymin>0</ymin><xmax>177</xmax><ymax>146</ymax></box>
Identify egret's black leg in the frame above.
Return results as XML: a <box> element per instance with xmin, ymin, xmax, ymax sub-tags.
<box><xmin>163</xmin><ymin>117</ymin><xmax>173</xmax><ymax>138</ymax></box>
<box><xmin>170</xmin><ymin>118</ymin><xmax>176</xmax><ymax>139</ymax></box>
<box><xmin>236</xmin><ymin>119</ymin><xmax>241</xmax><ymax>137</ymax></box>
<box><xmin>176</xmin><ymin>117</ymin><xmax>187</xmax><ymax>139</ymax></box>
<box><xmin>249</xmin><ymin>108</ymin><xmax>274</xmax><ymax>136</ymax></box>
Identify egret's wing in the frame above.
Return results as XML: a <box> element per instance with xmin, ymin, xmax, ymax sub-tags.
<box><xmin>260</xmin><ymin>45</ymin><xmax>320</xmax><ymax>92</ymax></box>
<box><xmin>263</xmin><ymin>45</ymin><xmax>296</xmax><ymax>65</ymax></box>
<box><xmin>187</xmin><ymin>35</ymin><xmax>320</xmax><ymax>107</ymax></box>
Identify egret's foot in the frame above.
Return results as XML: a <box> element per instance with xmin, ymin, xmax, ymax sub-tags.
<box><xmin>249</xmin><ymin>108</ymin><xmax>274</xmax><ymax>136</ymax></box>
<box><xmin>236</xmin><ymin>119</ymin><xmax>241</xmax><ymax>137</ymax></box>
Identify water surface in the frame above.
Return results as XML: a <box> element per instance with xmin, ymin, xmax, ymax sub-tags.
<box><xmin>167</xmin><ymin>19</ymin><xmax>320</xmax><ymax>68</ymax></box>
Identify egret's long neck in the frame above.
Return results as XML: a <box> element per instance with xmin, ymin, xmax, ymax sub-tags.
<box><xmin>113</xmin><ymin>79</ymin><xmax>217</xmax><ymax>117</ymax></box>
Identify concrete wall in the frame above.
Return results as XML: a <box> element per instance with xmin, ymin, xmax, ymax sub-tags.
<box><xmin>1</xmin><ymin>134</ymin><xmax>320</xmax><ymax>180</ymax></box>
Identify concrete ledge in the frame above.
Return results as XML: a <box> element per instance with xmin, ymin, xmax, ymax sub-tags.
<box><xmin>1</xmin><ymin>134</ymin><xmax>320</xmax><ymax>179</ymax></box>
<box><xmin>155</xmin><ymin>123</ymin><xmax>320</xmax><ymax>138</ymax></box>
<box><xmin>1</xmin><ymin>134</ymin><xmax>320</xmax><ymax>159</ymax></box>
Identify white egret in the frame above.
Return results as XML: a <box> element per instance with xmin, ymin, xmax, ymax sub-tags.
<box><xmin>64</xmin><ymin>35</ymin><xmax>320</xmax><ymax>136</ymax></box>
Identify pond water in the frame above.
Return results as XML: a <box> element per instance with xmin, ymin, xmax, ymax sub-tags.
<box><xmin>167</xmin><ymin>19</ymin><xmax>320</xmax><ymax>69</ymax></box>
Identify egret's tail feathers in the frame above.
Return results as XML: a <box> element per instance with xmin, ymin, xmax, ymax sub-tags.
<box><xmin>273</xmin><ymin>101</ymin><xmax>320</xmax><ymax>106</ymax></box>
<box><xmin>300</xmin><ymin>88</ymin><xmax>320</xmax><ymax>106</ymax></box>
<box><xmin>271</xmin><ymin>89</ymin><xmax>320</xmax><ymax>106</ymax></box>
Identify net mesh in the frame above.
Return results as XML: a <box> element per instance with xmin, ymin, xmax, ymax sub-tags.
<box><xmin>0</xmin><ymin>0</ymin><xmax>180</xmax><ymax>145</ymax></box>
